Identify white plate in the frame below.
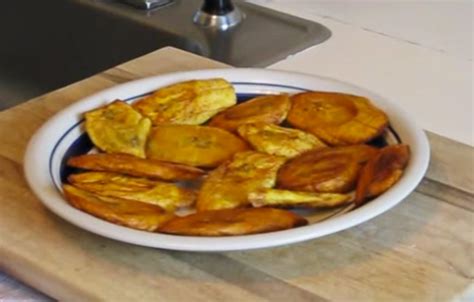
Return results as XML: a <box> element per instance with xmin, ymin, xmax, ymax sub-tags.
<box><xmin>24</xmin><ymin>68</ymin><xmax>430</xmax><ymax>252</ymax></box>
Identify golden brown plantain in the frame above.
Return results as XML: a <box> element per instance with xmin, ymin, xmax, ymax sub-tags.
<box><xmin>146</xmin><ymin>125</ymin><xmax>248</xmax><ymax>167</ymax></box>
<box><xmin>237</xmin><ymin>123</ymin><xmax>327</xmax><ymax>158</ymax></box>
<box><xmin>132</xmin><ymin>78</ymin><xmax>236</xmax><ymax>125</ymax></box>
<box><xmin>158</xmin><ymin>208</ymin><xmax>307</xmax><ymax>236</ymax></box>
<box><xmin>277</xmin><ymin>145</ymin><xmax>378</xmax><ymax>193</ymax></box>
<box><xmin>63</xmin><ymin>184</ymin><xmax>174</xmax><ymax>231</ymax></box>
<box><xmin>249</xmin><ymin>188</ymin><xmax>352</xmax><ymax>208</ymax></box>
<box><xmin>68</xmin><ymin>172</ymin><xmax>195</xmax><ymax>211</ymax></box>
<box><xmin>287</xmin><ymin>92</ymin><xmax>388</xmax><ymax>146</ymax></box>
<box><xmin>67</xmin><ymin>153</ymin><xmax>205</xmax><ymax>181</ymax></box>
<box><xmin>85</xmin><ymin>100</ymin><xmax>152</xmax><ymax>158</ymax></box>
<box><xmin>355</xmin><ymin>144</ymin><xmax>410</xmax><ymax>205</ymax></box>
<box><xmin>208</xmin><ymin>94</ymin><xmax>291</xmax><ymax>132</ymax></box>
<box><xmin>197</xmin><ymin>151</ymin><xmax>286</xmax><ymax>211</ymax></box>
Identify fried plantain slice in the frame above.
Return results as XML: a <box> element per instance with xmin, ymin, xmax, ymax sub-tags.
<box><xmin>277</xmin><ymin>145</ymin><xmax>378</xmax><ymax>193</ymax></box>
<box><xmin>63</xmin><ymin>184</ymin><xmax>174</xmax><ymax>231</ymax></box>
<box><xmin>355</xmin><ymin>144</ymin><xmax>410</xmax><ymax>205</ymax></box>
<box><xmin>85</xmin><ymin>100</ymin><xmax>151</xmax><ymax>158</ymax></box>
<box><xmin>237</xmin><ymin>123</ymin><xmax>327</xmax><ymax>158</ymax></box>
<box><xmin>132</xmin><ymin>78</ymin><xmax>236</xmax><ymax>125</ymax></box>
<box><xmin>158</xmin><ymin>208</ymin><xmax>307</xmax><ymax>236</ymax></box>
<box><xmin>208</xmin><ymin>94</ymin><xmax>291</xmax><ymax>132</ymax></box>
<box><xmin>249</xmin><ymin>189</ymin><xmax>352</xmax><ymax>208</ymax></box>
<box><xmin>287</xmin><ymin>92</ymin><xmax>389</xmax><ymax>146</ymax></box>
<box><xmin>146</xmin><ymin>125</ymin><xmax>248</xmax><ymax>167</ymax></box>
<box><xmin>68</xmin><ymin>172</ymin><xmax>196</xmax><ymax>211</ymax></box>
<box><xmin>197</xmin><ymin>151</ymin><xmax>287</xmax><ymax>211</ymax></box>
<box><xmin>67</xmin><ymin>153</ymin><xmax>205</xmax><ymax>181</ymax></box>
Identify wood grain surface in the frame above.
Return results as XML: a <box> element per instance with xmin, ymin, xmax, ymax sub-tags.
<box><xmin>0</xmin><ymin>47</ymin><xmax>472</xmax><ymax>302</ymax></box>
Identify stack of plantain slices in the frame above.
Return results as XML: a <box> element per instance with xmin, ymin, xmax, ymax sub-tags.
<box><xmin>63</xmin><ymin>79</ymin><xmax>410</xmax><ymax>236</ymax></box>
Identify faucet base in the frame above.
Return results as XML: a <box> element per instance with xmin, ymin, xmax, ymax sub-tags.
<box><xmin>193</xmin><ymin>6</ymin><xmax>245</xmax><ymax>30</ymax></box>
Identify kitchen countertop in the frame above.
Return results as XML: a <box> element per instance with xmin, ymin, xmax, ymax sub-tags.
<box><xmin>0</xmin><ymin>1</ymin><xmax>472</xmax><ymax>301</ymax></box>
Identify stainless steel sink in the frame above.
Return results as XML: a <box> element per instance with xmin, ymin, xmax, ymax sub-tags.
<box><xmin>0</xmin><ymin>0</ymin><xmax>330</xmax><ymax>110</ymax></box>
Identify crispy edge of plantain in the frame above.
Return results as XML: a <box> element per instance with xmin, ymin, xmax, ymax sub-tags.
<box><xmin>208</xmin><ymin>94</ymin><xmax>291</xmax><ymax>132</ymax></box>
<box><xmin>355</xmin><ymin>144</ymin><xmax>410</xmax><ymax>206</ymax></box>
<box><xmin>67</xmin><ymin>172</ymin><xmax>196</xmax><ymax>212</ymax></box>
<box><xmin>249</xmin><ymin>188</ymin><xmax>352</xmax><ymax>209</ymax></box>
<box><xmin>158</xmin><ymin>207</ymin><xmax>308</xmax><ymax>236</ymax></box>
<box><xmin>67</xmin><ymin>153</ymin><xmax>206</xmax><ymax>181</ymax></box>
<box><xmin>63</xmin><ymin>184</ymin><xmax>174</xmax><ymax>231</ymax></box>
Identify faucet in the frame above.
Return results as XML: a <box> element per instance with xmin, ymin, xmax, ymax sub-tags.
<box><xmin>193</xmin><ymin>0</ymin><xmax>244</xmax><ymax>30</ymax></box>
<box><xmin>120</xmin><ymin>0</ymin><xmax>244</xmax><ymax>30</ymax></box>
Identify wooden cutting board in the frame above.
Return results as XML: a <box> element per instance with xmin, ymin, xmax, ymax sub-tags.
<box><xmin>0</xmin><ymin>47</ymin><xmax>472</xmax><ymax>301</ymax></box>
